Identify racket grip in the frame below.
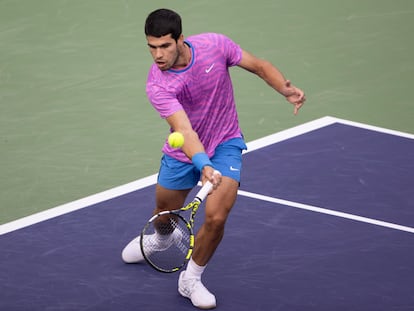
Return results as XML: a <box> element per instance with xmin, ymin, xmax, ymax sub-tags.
<box><xmin>195</xmin><ymin>170</ymin><xmax>221</xmax><ymax>201</ymax></box>
<box><xmin>195</xmin><ymin>181</ymin><xmax>213</xmax><ymax>202</ymax></box>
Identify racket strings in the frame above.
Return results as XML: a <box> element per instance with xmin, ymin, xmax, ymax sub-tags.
<box><xmin>141</xmin><ymin>215</ymin><xmax>192</xmax><ymax>272</ymax></box>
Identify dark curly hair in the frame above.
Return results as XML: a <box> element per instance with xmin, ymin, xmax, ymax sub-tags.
<box><xmin>145</xmin><ymin>8</ymin><xmax>182</xmax><ymax>41</ymax></box>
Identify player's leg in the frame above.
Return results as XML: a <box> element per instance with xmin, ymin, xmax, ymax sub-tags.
<box><xmin>178</xmin><ymin>137</ymin><xmax>246</xmax><ymax>309</ymax></box>
<box><xmin>178</xmin><ymin>178</ymin><xmax>238</xmax><ymax>309</ymax></box>
<box><xmin>193</xmin><ymin>137</ymin><xmax>246</xmax><ymax>264</ymax></box>
<box><xmin>154</xmin><ymin>184</ymin><xmax>190</xmax><ymax>213</ymax></box>
<box><xmin>192</xmin><ymin>176</ymin><xmax>239</xmax><ymax>265</ymax></box>
<box><xmin>121</xmin><ymin>155</ymin><xmax>198</xmax><ymax>264</ymax></box>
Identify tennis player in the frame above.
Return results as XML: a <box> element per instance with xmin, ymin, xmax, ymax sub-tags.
<box><xmin>122</xmin><ymin>8</ymin><xmax>306</xmax><ymax>309</ymax></box>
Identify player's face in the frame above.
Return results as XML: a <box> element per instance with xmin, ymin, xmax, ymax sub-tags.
<box><xmin>147</xmin><ymin>34</ymin><xmax>180</xmax><ymax>71</ymax></box>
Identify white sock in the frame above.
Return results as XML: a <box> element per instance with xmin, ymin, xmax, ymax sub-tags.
<box><xmin>185</xmin><ymin>258</ymin><xmax>206</xmax><ymax>279</ymax></box>
<box><xmin>153</xmin><ymin>232</ymin><xmax>173</xmax><ymax>248</ymax></box>
<box><xmin>155</xmin><ymin>232</ymin><xmax>169</xmax><ymax>240</ymax></box>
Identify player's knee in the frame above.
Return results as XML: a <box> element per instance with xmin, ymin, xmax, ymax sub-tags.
<box><xmin>205</xmin><ymin>214</ymin><xmax>227</xmax><ymax>233</ymax></box>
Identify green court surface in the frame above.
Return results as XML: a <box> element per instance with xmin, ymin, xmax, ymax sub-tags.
<box><xmin>1</xmin><ymin>0</ymin><xmax>413</xmax><ymax>224</ymax></box>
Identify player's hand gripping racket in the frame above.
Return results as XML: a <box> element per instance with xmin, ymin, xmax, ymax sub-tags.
<box><xmin>140</xmin><ymin>180</ymin><xmax>214</xmax><ymax>273</ymax></box>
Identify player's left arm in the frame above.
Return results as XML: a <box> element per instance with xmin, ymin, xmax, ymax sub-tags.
<box><xmin>237</xmin><ymin>49</ymin><xmax>306</xmax><ymax>114</ymax></box>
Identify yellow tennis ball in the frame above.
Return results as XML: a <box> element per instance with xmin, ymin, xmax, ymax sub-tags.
<box><xmin>168</xmin><ymin>132</ymin><xmax>185</xmax><ymax>148</ymax></box>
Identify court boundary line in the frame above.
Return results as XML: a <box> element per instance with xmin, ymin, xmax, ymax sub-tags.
<box><xmin>1</xmin><ymin>116</ymin><xmax>413</xmax><ymax>235</ymax></box>
<box><xmin>0</xmin><ymin>174</ymin><xmax>157</xmax><ymax>235</ymax></box>
<box><xmin>237</xmin><ymin>190</ymin><xmax>414</xmax><ymax>234</ymax></box>
<box><xmin>243</xmin><ymin>116</ymin><xmax>414</xmax><ymax>155</ymax></box>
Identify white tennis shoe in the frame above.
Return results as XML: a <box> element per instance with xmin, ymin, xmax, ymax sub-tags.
<box><xmin>178</xmin><ymin>271</ymin><xmax>217</xmax><ymax>309</ymax></box>
<box><xmin>121</xmin><ymin>229</ymin><xmax>183</xmax><ymax>263</ymax></box>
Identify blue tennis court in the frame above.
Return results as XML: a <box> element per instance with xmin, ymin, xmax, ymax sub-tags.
<box><xmin>1</xmin><ymin>117</ymin><xmax>413</xmax><ymax>310</ymax></box>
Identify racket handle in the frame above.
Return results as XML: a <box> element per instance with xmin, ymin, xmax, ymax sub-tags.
<box><xmin>195</xmin><ymin>170</ymin><xmax>221</xmax><ymax>202</ymax></box>
<box><xmin>195</xmin><ymin>181</ymin><xmax>213</xmax><ymax>202</ymax></box>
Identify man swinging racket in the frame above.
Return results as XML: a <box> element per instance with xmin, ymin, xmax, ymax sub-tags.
<box><xmin>122</xmin><ymin>8</ymin><xmax>306</xmax><ymax>309</ymax></box>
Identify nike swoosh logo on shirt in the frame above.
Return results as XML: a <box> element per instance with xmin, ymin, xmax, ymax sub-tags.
<box><xmin>205</xmin><ymin>63</ymin><xmax>215</xmax><ymax>73</ymax></box>
<box><xmin>230</xmin><ymin>166</ymin><xmax>240</xmax><ymax>171</ymax></box>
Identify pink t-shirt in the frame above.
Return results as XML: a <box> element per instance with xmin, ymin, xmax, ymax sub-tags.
<box><xmin>146</xmin><ymin>33</ymin><xmax>243</xmax><ymax>163</ymax></box>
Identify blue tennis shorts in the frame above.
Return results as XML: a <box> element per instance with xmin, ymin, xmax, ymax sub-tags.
<box><xmin>157</xmin><ymin>137</ymin><xmax>247</xmax><ymax>190</ymax></box>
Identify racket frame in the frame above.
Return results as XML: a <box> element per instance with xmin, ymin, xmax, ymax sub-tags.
<box><xmin>140</xmin><ymin>181</ymin><xmax>213</xmax><ymax>273</ymax></box>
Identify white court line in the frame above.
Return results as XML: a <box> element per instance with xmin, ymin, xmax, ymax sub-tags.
<box><xmin>237</xmin><ymin>190</ymin><xmax>414</xmax><ymax>234</ymax></box>
<box><xmin>243</xmin><ymin>116</ymin><xmax>335</xmax><ymax>154</ymax></box>
<box><xmin>1</xmin><ymin>116</ymin><xmax>413</xmax><ymax>235</ymax></box>
<box><xmin>244</xmin><ymin>116</ymin><xmax>413</xmax><ymax>155</ymax></box>
<box><xmin>331</xmin><ymin>117</ymin><xmax>414</xmax><ymax>140</ymax></box>
<box><xmin>0</xmin><ymin>174</ymin><xmax>158</xmax><ymax>235</ymax></box>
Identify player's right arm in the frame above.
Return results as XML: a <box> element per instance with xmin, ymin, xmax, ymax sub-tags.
<box><xmin>166</xmin><ymin>110</ymin><xmax>221</xmax><ymax>188</ymax></box>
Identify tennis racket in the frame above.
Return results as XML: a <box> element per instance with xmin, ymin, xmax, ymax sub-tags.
<box><xmin>140</xmin><ymin>180</ymin><xmax>213</xmax><ymax>273</ymax></box>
